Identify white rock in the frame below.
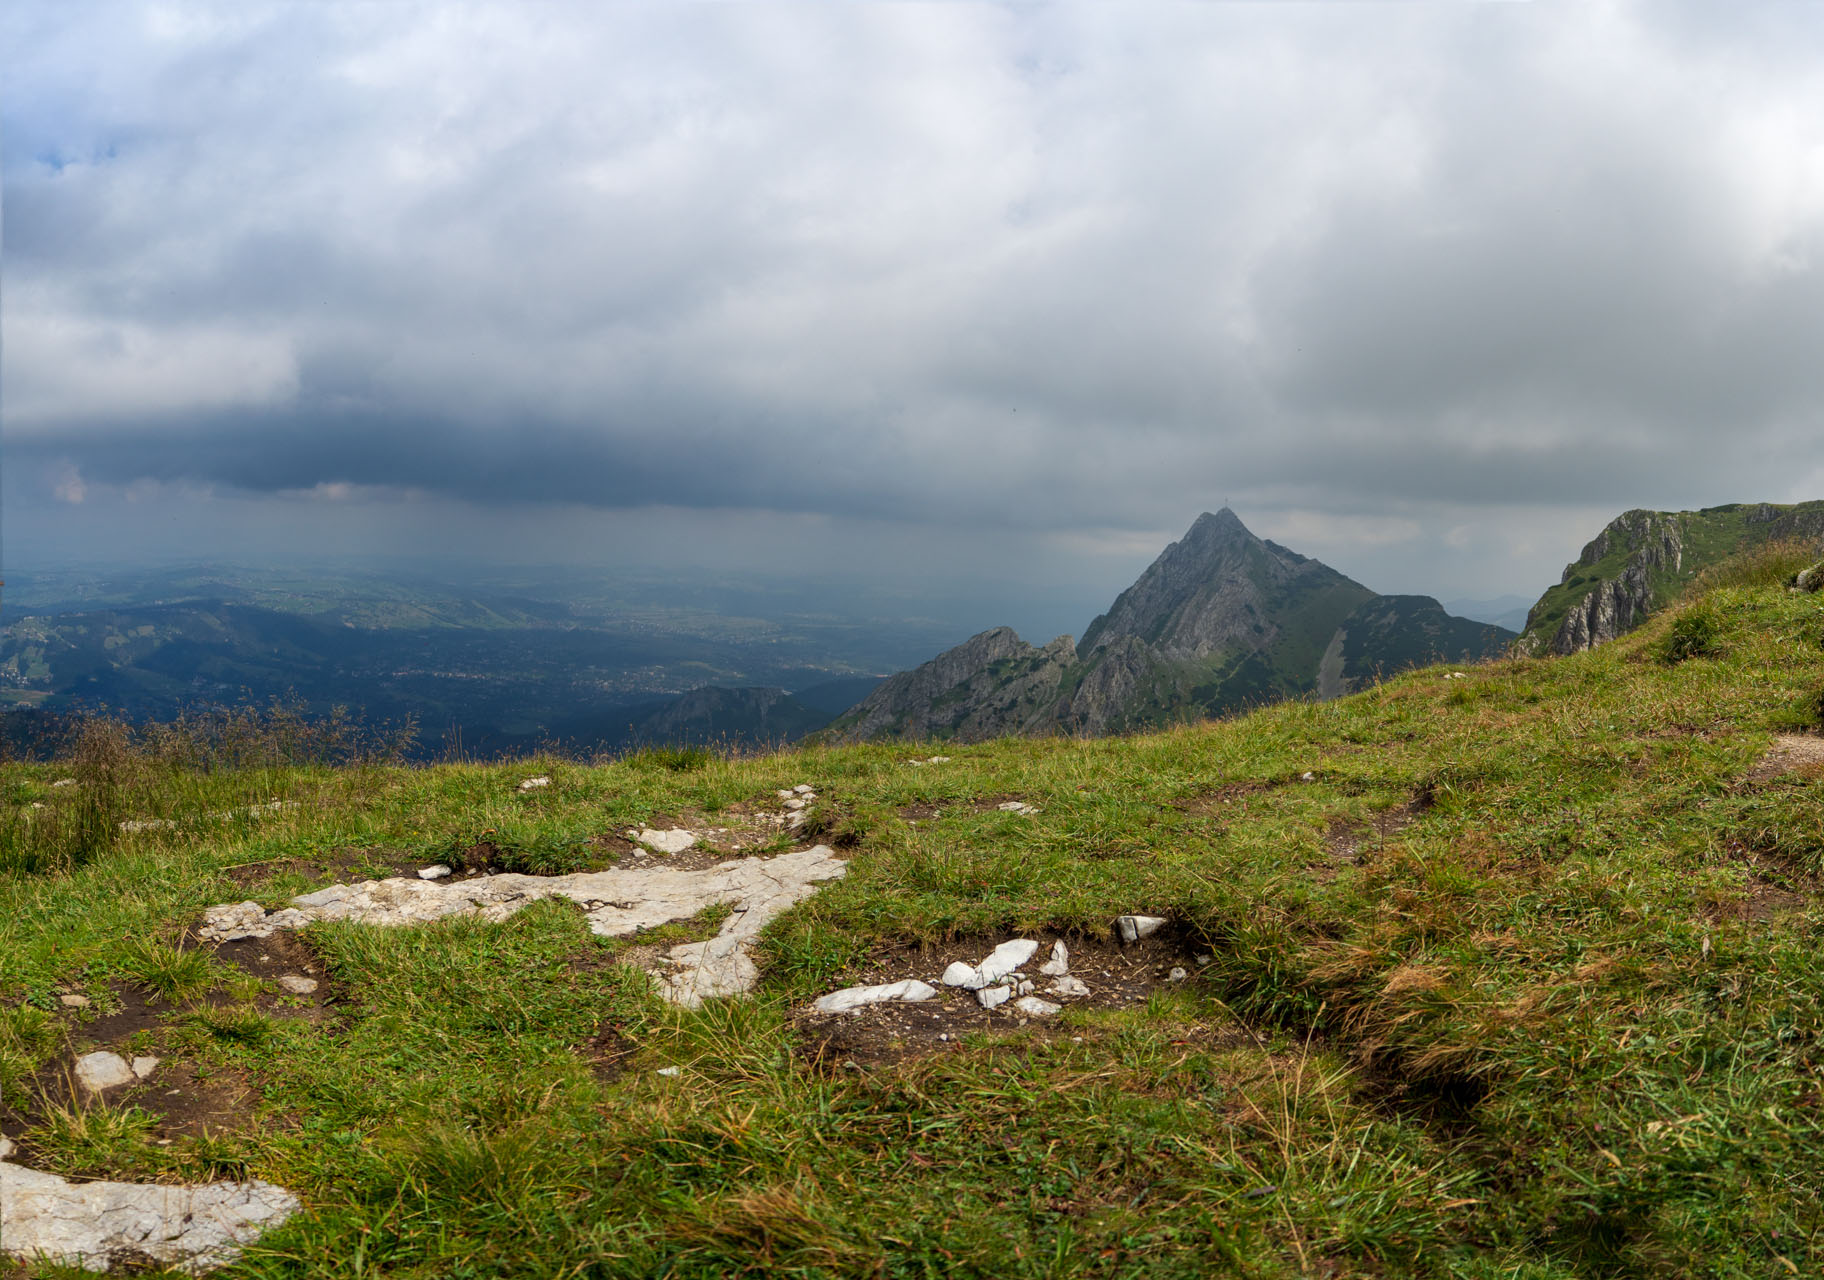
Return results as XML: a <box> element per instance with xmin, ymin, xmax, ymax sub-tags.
<box><xmin>60</xmin><ymin>994</ymin><xmax>90</xmax><ymax>1009</ymax></box>
<box><xmin>784</xmin><ymin>798</ymin><xmax>807</xmax><ymax>811</ymax></box>
<box><xmin>1015</xmin><ymin>980</ymin><xmax>1035</xmax><ymax>996</ymax></box>
<box><xmin>1047</xmin><ymin>975</ymin><xmax>1090</xmax><ymax>998</ymax></box>
<box><xmin>1167</xmin><ymin>967</ymin><xmax>1189</xmax><ymax>983</ymax></box>
<box><xmin>1039</xmin><ymin>941</ymin><xmax>1069</xmax><ymax>976</ymax></box>
<box><xmin>977</xmin><ymin>985</ymin><xmax>1012</xmax><ymax>1009</ymax></box>
<box><xmin>0</xmin><ymin>1137</ymin><xmax>12</xmax><ymax>1158</ymax></box>
<box><xmin>119</xmin><ymin>819</ymin><xmax>178</xmax><ymax>834</ymax></box>
<box><xmin>276</xmin><ymin>975</ymin><xmax>318</xmax><ymax>996</ymax></box>
<box><xmin>131</xmin><ymin>1056</ymin><xmax>161</xmax><ymax>1080</ymax></box>
<box><xmin>1196</xmin><ymin>954</ymin><xmax>1212</xmax><ymax>967</ymax></box>
<box><xmin>1116</xmin><ymin>915</ymin><xmax>1168</xmax><ymax>944</ymax></box>
<box><xmin>793</xmin><ymin>785</ymin><xmax>814</xmax><ymax>796</ymax></box>
<box><xmin>940</xmin><ymin>961</ymin><xmax>983</xmax><ymax>988</ymax></box>
<box><xmin>812</xmin><ymin>979</ymin><xmax>940</xmax><ymax>1014</ymax></box>
<box><xmin>0</xmin><ymin>1162</ymin><xmax>299</xmax><ymax>1275</ymax></box>
<box><xmin>638</xmin><ymin>828</ymin><xmax>697</xmax><ymax>855</ymax></box>
<box><xmin>997</xmin><ymin>801</ymin><xmax>1038</xmax><ymax>815</ymax></box>
<box><xmin>51</xmin><ymin>778</ymin><xmax>76</xmax><ymax>788</ymax></box>
<box><xmin>1299</xmin><ymin>771</ymin><xmax>1317</xmax><ymax>782</ymax></box>
<box><xmin>977</xmin><ymin>939</ymin><xmax>1038</xmax><ymax>985</ymax></box>
<box><xmin>74</xmin><ymin>1052</ymin><xmax>138</xmax><ymax>1094</ymax></box>
<box><xmin>777</xmin><ymin>790</ymin><xmax>797</xmax><ymax>799</ymax></box>
<box><xmin>1012</xmin><ymin>996</ymin><xmax>1062</xmax><ymax>1016</ymax></box>
<box><xmin>202</xmin><ymin>847</ymin><xmax>848</xmax><ymax>1010</ymax></box>
<box><xmin>655</xmin><ymin>1066</ymin><xmax>681</xmax><ymax>1077</ymax></box>
<box><xmin>416</xmin><ymin>864</ymin><xmax>452</xmax><ymax>881</ymax></box>
<box><xmin>518</xmin><ymin>776</ymin><xmax>551</xmax><ymax>792</ymax></box>
<box><xmin>928</xmin><ymin>756</ymin><xmax>951</xmax><ymax>763</ymax></box>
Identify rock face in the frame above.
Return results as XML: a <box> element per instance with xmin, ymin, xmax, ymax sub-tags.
<box><xmin>1520</xmin><ymin>502</ymin><xmax>1824</xmax><ymax>655</ymax></box>
<box><xmin>825</xmin><ymin>510</ymin><xmax>1514</xmax><ymax>743</ymax></box>
<box><xmin>0</xmin><ymin>1162</ymin><xmax>299</xmax><ymax>1275</ymax></box>
<box><xmin>198</xmin><ymin>846</ymin><xmax>848</xmax><ymax>1009</ymax></box>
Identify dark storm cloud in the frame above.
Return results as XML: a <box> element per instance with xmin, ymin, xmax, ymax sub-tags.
<box><xmin>7</xmin><ymin>1</ymin><xmax>1824</xmax><ymax>595</ymax></box>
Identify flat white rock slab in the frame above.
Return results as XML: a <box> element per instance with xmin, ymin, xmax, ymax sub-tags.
<box><xmin>1038</xmin><ymin>941</ymin><xmax>1069</xmax><ymax>976</ymax></box>
<box><xmin>1012</xmin><ymin>996</ymin><xmax>1062</xmax><ymax>1016</ymax></box>
<box><xmin>812</xmin><ymin>979</ymin><xmax>940</xmax><ymax>1014</ymax></box>
<box><xmin>1</xmin><ymin>1161</ymin><xmax>299</xmax><ymax>1275</ymax></box>
<box><xmin>199</xmin><ymin>846</ymin><xmax>847</xmax><ymax>1009</ymax></box>
<box><xmin>977</xmin><ymin>984</ymin><xmax>1012</xmax><ymax>1009</ymax></box>
<box><xmin>76</xmin><ymin>1051</ymin><xmax>138</xmax><ymax>1094</ymax></box>
<box><xmin>976</xmin><ymin>939</ymin><xmax>1037</xmax><ymax>985</ymax></box>
<box><xmin>1116</xmin><ymin>914</ymin><xmax>1168</xmax><ymax>943</ymax></box>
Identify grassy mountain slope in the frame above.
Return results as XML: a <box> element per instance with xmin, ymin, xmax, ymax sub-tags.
<box><xmin>4</xmin><ymin>547</ymin><xmax>1824</xmax><ymax>1276</ymax></box>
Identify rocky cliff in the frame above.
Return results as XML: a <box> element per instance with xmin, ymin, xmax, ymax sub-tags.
<box><xmin>827</xmin><ymin>510</ymin><xmax>1514</xmax><ymax>744</ymax></box>
<box><xmin>1519</xmin><ymin>502</ymin><xmax>1824</xmax><ymax>654</ymax></box>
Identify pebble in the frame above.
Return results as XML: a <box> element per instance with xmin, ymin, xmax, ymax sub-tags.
<box><xmin>75</xmin><ymin>1051</ymin><xmax>138</xmax><ymax>1093</ymax></box>
<box><xmin>1047</xmin><ymin>975</ymin><xmax>1090</xmax><ymax>998</ymax></box>
<box><xmin>0</xmin><ymin>1136</ymin><xmax>13</xmax><ymax>1158</ymax></box>
<box><xmin>1012</xmin><ymin>996</ymin><xmax>1062</xmax><ymax>1016</ymax></box>
<box><xmin>131</xmin><ymin>1056</ymin><xmax>161</xmax><ymax>1080</ymax></box>
<box><xmin>60</xmin><ymin>994</ymin><xmax>90</xmax><ymax>1009</ymax></box>
<box><xmin>1116</xmin><ymin>915</ymin><xmax>1168</xmax><ymax>943</ymax></box>
<box><xmin>656</xmin><ymin>1066</ymin><xmax>681</xmax><ymax>1078</ymax></box>
<box><xmin>417</xmin><ymin>864</ymin><xmax>452</xmax><ymax>881</ymax></box>
<box><xmin>977</xmin><ymin>985</ymin><xmax>1012</xmax><ymax>1009</ymax></box>
<box><xmin>51</xmin><ymin>778</ymin><xmax>76</xmax><ymax>788</ymax></box>
<box><xmin>1298</xmin><ymin>771</ymin><xmax>1317</xmax><ymax>782</ymax></box>
<box><xmin>941</xmin><ymin>961</ymin><xmax>983</xmax><ymax>989</ymax></box>
<box><xmin>997</xmin><ymin>801</ymin><xmax>1038</xmax><ymax>815</ymax></box>
<box><xmin>277</xmin><ymin>975</ymin><xmax>319</xmax><ymax>996</ymax></box>
<box><xmin>793</xmin><ymin>785</ymin><xmax>814</xmax><ymax>796</ymax></box>
<box><xmin>1015</xmin><ymin>979</ymin><xmax>1035</xmax><ymax>996</ymax></box>
<box><xmin>784</xmin><ymin>798</ymin><xmax>807</xmax><ymax>811</ymax></box>
<box><xmin>1167</xmin><ymin>967</ymin><xmax>1189</xmax><ymax>983</ymax></box>
<box><xmin>1039</xmin><ymin>941</ymin><xmax>1069</xmax><ymax>976</ymax></box>
<box><xmin>812</xmin><ymin>979</ymin><xmax>939</xmax><ymax>1014</ymax></box>
<box><xmin>777</xmin><ymin>790</ymin><xmax>796</xmax><ymax>800</ymax></box>
<box><xmin>517</xmin><ymin>776</ymin><xmax>551</xmax><ymax>792</ymax></box>
<box><xmin>1196</xmin><ymin>954</ymin><xmax>1212</xmax><ymax>967</ymax></box>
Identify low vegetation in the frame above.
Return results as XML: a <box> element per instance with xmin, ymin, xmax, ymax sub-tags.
<box><xmin>4</xmin><ymin>561</ymin><xmax>1824</xmax><ymax>1277</ymax></box>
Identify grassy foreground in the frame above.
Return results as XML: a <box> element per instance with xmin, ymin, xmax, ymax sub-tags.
<box><xmin>3</xmin><ymin>562</ymin><xmax>1823</xmax><ymax>1278</ymax></box>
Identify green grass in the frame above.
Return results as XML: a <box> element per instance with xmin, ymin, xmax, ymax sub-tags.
<box><xmin>4</xmin><ymin>569</ymin><xmax>1824</xmax><ymax>1276</ymax></box>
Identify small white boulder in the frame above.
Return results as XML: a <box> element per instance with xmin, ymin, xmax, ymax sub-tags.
<box><xmin>1038</xmin><ymin>941</ymin><xmax>1069</xmax><ymax>977</ymax></box>
<box><xmin>60</xmin><ymin>994</ymin><xmax>90</xmax><ymax>1009</ymax></box>
<box><xmin>1047</xmin><ymin>975</ymin><xmax>1090</xmax><ymax>998</ymax></box>
<box><xmin>1116</xmin><ymin>915</ymin><xmax>1168</xmax><ymax>944</ymax></box>
<box><xmin>417</xmin><ymin>864</ymin><xmax>452</xmax><ymax>881</ymax></box>
<box><xmin>793</xmin><ymin>785</ymin><xmax>814</xmax><ymax>796</ymax></box>
<box><xmin>812</xmin><ymin>979</ymin><xmax>940</xmax><ymax>1014</ymax></box>
<box><xmin>655</xmin><ymin>1066</ymin><xmax>681</xmax><ymax>1078</ymax></box>
<box><xmin>941</xmin><ymin>961</ymin><xmax>983</xmax><ymax>989</ymax></box>
<box><xmin>277</xmin><ymin>975</ymin><xmax>318</xmax><ymax>996</ymax></box>
<box><xmin>977</xmin><ymin>985</ymin><xmax>1012</xmax><ymax>1009</ymax></box>
<box><xmin>977</xmin><ymin>939</ymin><xmax>1038</xmax><ymax>985</ymax></box>
<box><xmin>74</xmin><ymin>1051</ymin><xmax>137</xmax><ymax>1094</ymax></box>
<box><xmin>518</xmin><ymin>776</ymin><xmax>551</xmax><ymax>792</ymax></box>
<box><xmin>638</xmin><ymin>828</ymin><xmax>698</xmax><ymax>855</ymax></box>
<box><xmin>1012</xmin><ymin>996</ymin><xmax>1062</xmax><ymax>1016</ymax></box>
<box><xmin>130</xmin><ymin>1056</ymin><xmax>161</xmax><ymax>1080</ymax></box>
<box><xmin>1167</xmin><ymin>967</ymin><xmax>1189</xmax><ymax>983</ymax></box>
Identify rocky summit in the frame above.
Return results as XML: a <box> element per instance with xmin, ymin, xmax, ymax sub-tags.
<box><xmin>823</xmin><ymin>510</ymin><xmax>1514</xmax><ymax>743</ymax></box>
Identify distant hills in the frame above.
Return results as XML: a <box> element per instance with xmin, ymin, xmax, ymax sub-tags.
<box><xmin>1518</xmin><ymin>501</ymin><xmax>1824</xmax><ymax>654</ymax></box>
<box><xmin>823</xmin><ymin>510</ymin><xmax>1514</xmax><ymax>743</ymax></box>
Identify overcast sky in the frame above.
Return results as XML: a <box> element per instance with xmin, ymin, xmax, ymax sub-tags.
<box><xmin>6</xmin><ymin>1</ymin><xmax>1824</xmax><ymax>638</ymax></box>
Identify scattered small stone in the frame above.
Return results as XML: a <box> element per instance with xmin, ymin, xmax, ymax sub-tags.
<box><xmin>1012</xmin><ymin>996</ymin><xmax>1061</xmax><ymax>1016</ymax></box>
<box><xmin>1298</xmin><ymin>771</ymin><xmax>1317</xmax><ymax>782</ymax></box>
<box><xmin>937</xmin><ymin>1033</ymin><xmax>949</xmax><ymax>1042</ymax></box>
<box><xmin>655</xmin><ymin>1066</ymin><xmax>681</xmax><ymax>1078</ymax></box>
<box><xmin>777</xmin><ymin>790</ymin><xmax>796</xmax><ymax>799</ymax></box>
<box><xmin>997</xmin><ymin>801</ymin><xmax>1038</xmax><ymax>815</ymax></box>
<box><xmin>637</xmin><ymin>828</ymin><xmax>698</xmax><ymax>855</ymax></box>
<box><xmin>1015</xmin><ymin>979</ymin><xmax>1035</xmax><ymax>996</ymax></box>
<box><xmin>793</xmin><ymin>784</ymin><xmax>814</xmax><ymax>796</ymax></box>
<box><xmin>941</xmin><ymin>961</ymin><xmax>983</xmax><ymax>988</ymax></box>
<box><xmin>417</xmin><ymin>864</ymin><xmax>452</xmax><ymax>881</ymax></box>
<box><xmin>74</xmin><ymin>1051</ymin><xmax>138</xmax><ymax>1094</ymax></box>
<box><xmin>784</xmin><ymin>797</ymin><xmax>807</xmax><ymax>811</ymax></box>
<box><xmin>517</xmin><ymin>776</ymin><xmax>551</xmax><ymax>792</ymax></box>
<box><xmin>51</xmin><ymin>778</ymin><xmax>76</xmax><ymax>788</ymax></box>
<box><xmin>1444</xmin><ymin>672</ymin><xmax>1467</xmax><ymax>680</ymax></box>
<box><xmin>60</xmin><ymin>994</ymin><xmax>90</xmax><ymax>1009</ymax></box>
<box><xmin>1039</xmin><ymin>941</ymin><xmax>1069</xmax><ymax>976</ymax></box>
<box><xmin>277</xmin><ymin>975</ymin><xmax>318</xmax><ymax>996</ymax></box>
<box><xmin>131</xmin><ymin>1056</ymin><xmax>160</xmax><ymax>1080</ymax></box>
<box><xmin>977</xmin><ymin>985</ymin><xmax>1012</xmax><ymax>1009</ymax></box>
<box><xmin>1047</xmin><ymin>975</ymin><xmax>1090</xmax><ymax>998</ymax></box>
<box><xmin>1196</xmin><ymin>954</ymin><xmax>1213</xmax><ymax>966</ymax></box>
<box><xmin>812</xmin><ymin>979</ymin><xmax>940</xmax><ymax>1014</ymax></box>
<box><xmin>1116</xmin><ymin>915</ymin><xmax>1168</xmax><ymax>943</ymax></box>
<box><xmin>1167</xmin><ymin>967</ymin><xmax>1189</xmax><ymax>983</ymax></box>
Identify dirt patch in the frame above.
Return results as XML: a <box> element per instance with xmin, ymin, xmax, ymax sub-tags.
<box><xmin>222</xmin><ymin>846</ymin><xmax>428</xmax><ymax>890</ymax></box>
<box><xmin>793</xmin><ymin>934</ymin><xmax>1212</xmax><ymax>1069</ymax></box>
<box><xmin>1747</xmin><ymin>734</ymin><xmax>1824</xmax><ymax>784</ymax></box>
<box><xmin>1171</xmin><ymin>782</ymin><xmax>1274</xmax><ymax>817</ymax></box>
<box><xmin>1325</xmin><ymin>799</ymin><xmax>1426</xmax><ymax>867</ymax></box>
<box><xmin>210</xmin><ymin>930</ymin><xmax>341</xmax><ymax>1024</ymax></box>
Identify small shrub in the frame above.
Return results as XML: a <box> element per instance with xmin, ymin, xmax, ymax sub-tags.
<box><xmin>1658</xmin><ymin>602</ymin><xmax>1724</xmax><ymax>664</ymax></box>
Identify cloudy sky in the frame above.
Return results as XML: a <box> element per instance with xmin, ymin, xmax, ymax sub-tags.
<box><xmin>6</xmin><ymin>1</ymin><xmax>1824</xmax><ymax>636</ymax></box>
